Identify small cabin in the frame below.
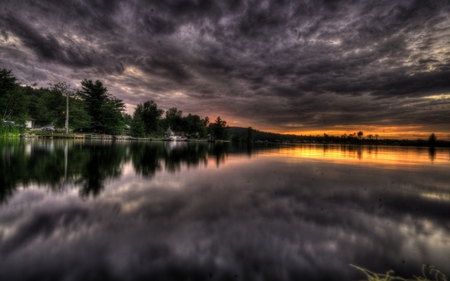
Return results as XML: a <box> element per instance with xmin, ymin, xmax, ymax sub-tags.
<box><xmin>25</xmin><ymin>119</ymin><xmax>36</xmax><ymax>129</ymax></box>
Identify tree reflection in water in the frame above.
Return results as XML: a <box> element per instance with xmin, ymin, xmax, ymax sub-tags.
<box><xmin>0</xmin><ymin>140</ymin><xmax>449</xmax><ymax>280</ymax></box>
<box><xmin>0</xmin><ymin>140</ymin><xmax>230</xmax><ymax>203</ymax></box>
<box><xmin>77</xmin><ymin>143</ymin><xmax>127</xmax><ymax>198</ymax></box>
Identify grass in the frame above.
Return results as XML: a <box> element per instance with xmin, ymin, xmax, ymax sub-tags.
<box><xmin>0</xmin><ymin>126</ymin><xmax>22</xmax><ymax>137</ymax></box>
<box><xmin>350</xmin><ymin>264</ymin><xmax>448</xmax><ymax>281</ymax></box>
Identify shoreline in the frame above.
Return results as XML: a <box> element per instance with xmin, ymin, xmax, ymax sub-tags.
<box><xmin>1</xmin><ymin>133</ymin><xmax>448</xmax><ymax>148</ymax></box>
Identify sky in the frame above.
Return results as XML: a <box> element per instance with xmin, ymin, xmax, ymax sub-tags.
<box><xmin>1</xmin><ymin>0</ymin><xmax>449</xmax><ymax>139</ymax></box>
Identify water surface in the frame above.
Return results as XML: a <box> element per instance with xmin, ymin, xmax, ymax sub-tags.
<box><xmin>1</xmin><ymin>140</ymin><xmax>449</xmax><ymax>280</ymax></box>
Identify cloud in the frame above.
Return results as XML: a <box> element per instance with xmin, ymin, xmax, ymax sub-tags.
<box><xmin>0</xmin><ymin>0</ymin><xmax>449</xmax><ymax>135</ymax></box>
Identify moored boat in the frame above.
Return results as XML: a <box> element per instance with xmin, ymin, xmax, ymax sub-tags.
<box><xmin>165</xmin><ymin>136</ymin><xmax>188</xmax><ymax>141</ymax></box>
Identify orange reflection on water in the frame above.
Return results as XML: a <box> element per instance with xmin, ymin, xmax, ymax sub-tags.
<box><xmin>260</xmin><ymin>144</ymin><xmax>449</xmax><ymax>168</ymax></box>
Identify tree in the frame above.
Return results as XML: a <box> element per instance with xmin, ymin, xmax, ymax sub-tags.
<box><xmin>357</xmin><ymin>131</ymin><xmax>364</xmax><ymax>140</ymax></box>
<box><xmin>428</xmin><ymin>133</ymin><xmax>437</xmax><ymax>146</ymax></box>
<box><xmin>24</xmin><ymin>86</ymin><xmax>42</xmax><ymax>124</ymax></box>
<box><xmin>78</xmin><ymin>79</ymin><xmax>125</xmax><ymax>134</ymax></box>
<box><xmin>48</xmin><ymin>82</ymin><xmax>76</xmax><ymax>132</ymax></box>
<box><xmin>0</xmin><ymin>69</ymin><xmax>18</xmax><ymax>121</ymax></box>
<box><xmin>134</xmin><ymin>101</ymin><xmax>164</xmax><ymax>136</ymax></box>
<box><xmin>97</xmin><ymin>97</ymin><xmax>125</xmax><ymax>134</ymax></box>
<box><xmin>68</xmin><ymin>96</ymin><xmax>91</xmax><ymax>131</ymax></box>
<box><xmin>183</xmin><ymin>114</ymin><xmax>208</xmax><ymax>138</ymax></box>
<box><xmin>203</xmin><ymin>116</ymin><xmax>209</xmax><ymax>127</ymax></box>
<box><xmin>164</xmin><ymin>107</ymin><xmax>183</xmax><ymax>132</ymax></box>
<box><xmin>247</xmin><ymin>127</ymin><xmax>254</xmax><ymax>143</ymax></box>
<box><xmin>130</xmin><ymin>114</ymin><xmax>146</xmax><ymax>138</ymax></box>
<box><xmin>38</xmin><ymin>86</ymin><xmax>65</xmax><ymax>127</ymax></box>
<box><xmin>0</xmin><ymin>69</ymin><xmax>28</xmax><ymax>125</ymax></box>
<box><xmin>209</xmin><ymin>116</ymin><xmax>229</xmax><ymax>140</ymax></box>
<box><xmin>79</xmin><ymin>79</ymin><xmax>109</xmax><ymax>131</ymax></box>
<box><xmin>36</xmin><ymin>84</ymin><xmax>90</xmax><ymax>131</ymax></box>
<box><xmin>123</xmin><ymin>113</ymin><xmax>132</xmax><ymax>126</ymax></box>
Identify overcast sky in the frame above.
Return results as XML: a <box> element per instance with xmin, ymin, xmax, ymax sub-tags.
<box><xmin>1</xmin><ymin>0</ymin><xmax>449</xmax><ymax>138</ymax></box>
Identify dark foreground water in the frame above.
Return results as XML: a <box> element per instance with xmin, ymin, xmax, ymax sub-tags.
<box><xmin>0</xmin><ymin>140</ymin><xmax>449</xmax><ymax>281</ymax></box>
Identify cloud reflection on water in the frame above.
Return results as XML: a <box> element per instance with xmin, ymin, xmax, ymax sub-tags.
<box><xmin>0</xmin><ymin>141</ymin><xmax>449</xmax><ymax>281</ymax></box>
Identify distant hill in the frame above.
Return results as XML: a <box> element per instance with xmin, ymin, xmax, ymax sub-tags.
<box><xmin>229</xmin><ymin>127</ymin><xmax>300</xmax><ymax>142</ymax></box>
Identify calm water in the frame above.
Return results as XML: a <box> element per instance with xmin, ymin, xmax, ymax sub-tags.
<box><xmin>0</xmin><ymin>140</ymin><xmax>449</xmax><ymax>281</ymax></box>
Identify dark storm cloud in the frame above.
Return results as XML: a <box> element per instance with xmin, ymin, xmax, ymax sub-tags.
<box><xmin>372</xmin><ymin>71</ymin><xmax>450</xmax><ymax>97</ymax></box>
<box><xmin>137</xmin><ymin>55</ymin><xmax>192</xmax><ymax>82</ymax></box>
<box><xmin>3</xmin><ymin>14</ymin><xmax>94</xmax><ymax>67</ymax></box>
<box><xmin>1</xmin><ymin>0</ymin><xmax>449</xmax><ymax>133</ymax></box>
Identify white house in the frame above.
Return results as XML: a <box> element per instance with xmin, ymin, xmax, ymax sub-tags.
<box><xmin>25</xmin><ymin>119</ymin><xmax>36</xmax><ymax>129</ymax></box>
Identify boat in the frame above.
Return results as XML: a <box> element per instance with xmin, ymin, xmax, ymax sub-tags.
<box><xmin>166</xmin><ymin>136</ymin><xmax>188</xmax><ymax>141</ymax></box>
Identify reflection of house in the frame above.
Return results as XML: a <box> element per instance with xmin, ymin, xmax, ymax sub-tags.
<box><xmin>26</xmin><ymin>119</ymin><xmax>36</xmax><ymax>129</ymax></box>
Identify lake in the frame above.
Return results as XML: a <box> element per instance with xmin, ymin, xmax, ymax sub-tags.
<box><xmin>0</xmin><ymin>140</ymin><xmax>449</xmax><ymax>281</ymax></box>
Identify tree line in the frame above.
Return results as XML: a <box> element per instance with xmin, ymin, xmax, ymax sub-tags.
<box><xmin>229</xmin><ymin>127</ymin><xmax>445</xmax><ymax>147</ymax></box>
<box><xmin>0</xmin><ymin>69</ymin><xmax>229</xmax><ymax>139</ymax></box>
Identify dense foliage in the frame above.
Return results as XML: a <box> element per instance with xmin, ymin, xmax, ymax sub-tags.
<box><xmin>131</xmin><ymin>103</ymin><xmax>213</xmax><ymax>139</ymax></box>
<box><xmin>0</xmin><ymin>69</ymin><xmax>27</xmax><ymax>126</ymax></box>
<box><xmin>1</xmin><ymin>68</ymin><xmax>228</xmax><ymax>138</ymax></box>
<box><xmin>133</xmin><ymin>100</ymin><xmax>164</xmax><ymax>136</ymax></box>
<box><xmin>79</xmin><ymin>79</ymin><xmax>125</xmax><ymax>134</ymax></box>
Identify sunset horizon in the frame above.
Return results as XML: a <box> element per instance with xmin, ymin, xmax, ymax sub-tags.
<box><xmin>1</xmin><ymin>0</ymin><xmax>449</xmax><ymax>140</ymax></box>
